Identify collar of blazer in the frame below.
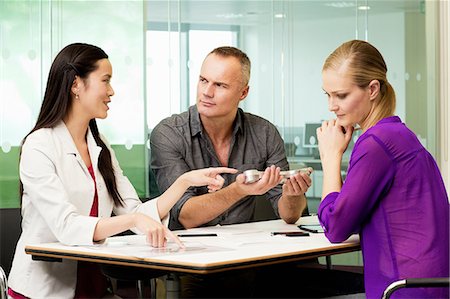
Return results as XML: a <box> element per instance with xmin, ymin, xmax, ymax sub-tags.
<box><xmin>54</xmin><ymin>121</ymin><xmax>102</xmax><ymax>171</ymax></box>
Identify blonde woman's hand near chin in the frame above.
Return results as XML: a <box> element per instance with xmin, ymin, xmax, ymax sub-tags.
<box><xmin>133</xmin><ymin>213</ymin><xmax>184</xmax><ymax>248</ymax></box>
<box><xmin>317</xmin><ymin>119</ymin><xmax>353</xmax><ymax>161</ymax></box>
<box><xmin>180</xmin><ymin>167</ymin><xmax>238</xmax><ymax>192</ymax></box>
<box><xmin>317</xmin><ymin>119</ymin><xmax>353</xmax><ymax>198</ymax></box>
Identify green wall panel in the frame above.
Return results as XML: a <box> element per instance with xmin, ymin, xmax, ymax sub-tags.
<box><xmin>110</xmin><ymin>144</ymin><xmax>147</xmax><ymax>199</ymax></box>
<box><xmin>0</xmin><ymin>148</ymin><xmax>20</xmax><ymax>209</ymax></box>
<box><xmin>0</xmin><ymin>145</ymin><xmax>147</xmax><ymax>209</ymax></box>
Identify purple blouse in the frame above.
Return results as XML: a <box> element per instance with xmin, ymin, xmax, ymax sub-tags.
<box><xmin>318</xmin><ymin>116</ymin><xmax>449</xmax><ymax>299</ymax></box>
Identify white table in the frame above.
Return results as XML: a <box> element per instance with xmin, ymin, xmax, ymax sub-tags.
<box><xmin>25</xmin><ymin>217</ymin><xmax>360</xmax><ymax>274</ymax></box>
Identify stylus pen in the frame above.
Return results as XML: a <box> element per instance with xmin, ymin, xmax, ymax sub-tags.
<box><xmin>271</xmin><ymin>232</ymin><xmax>293</xmax><ymax>236</ymax></box>
<box><xmin>177</xmin><ymin>233</ymin><xmax>218</xmax><ymax>237</ymax></box>
<box><xmin>270</xmin><ymin>232</ymin><xmax>309</xmax><ymax>236</ymax></box>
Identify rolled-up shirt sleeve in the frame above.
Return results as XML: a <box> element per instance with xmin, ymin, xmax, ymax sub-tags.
<box><xmin>318</xmin><ymin>135</ymin><xmax>396</xmax><ymax>243</ymax></box>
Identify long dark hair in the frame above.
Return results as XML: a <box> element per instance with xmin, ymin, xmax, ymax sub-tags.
<box><xmin>20</xmin><ymin>43</ymin><xmax>124</xmax><ymax>207</ymax></box>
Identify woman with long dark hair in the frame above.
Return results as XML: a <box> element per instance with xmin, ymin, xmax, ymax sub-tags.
<box><xmin>8</xmin><ymin>43</ymin><xmax>236</xmax><ymax>298</ymax></box>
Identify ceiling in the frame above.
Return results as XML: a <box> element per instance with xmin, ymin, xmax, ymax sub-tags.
<box><xmin>146</xmin><ymin>0</ymin><xmax>423</xmax><ymax>26</ymax></box>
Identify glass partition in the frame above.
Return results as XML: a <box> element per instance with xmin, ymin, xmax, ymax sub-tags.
<box><xmin>0</xmin><ymin>1</ymin><xmax>148</xmax><ymax>208</ymax></box>
<box><xmin>0</xmin><ymin>0</ymin><xmax>444</xmax><ymax>270</ymax></box>
<box><xmin>144</xmin><ymin>0</ymin><xmax>439</xmax><ymax>209</ymax></box>
<box><xmin>0</xmin><ymin>0</ymin><xmax>442</xmax><ymax>212</ymax></box>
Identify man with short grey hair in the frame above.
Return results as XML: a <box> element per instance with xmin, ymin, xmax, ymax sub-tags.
<box><xmin>151</xmin><ymin>46</ymin><xmax>311</xmax><ymax>232</ymax></box>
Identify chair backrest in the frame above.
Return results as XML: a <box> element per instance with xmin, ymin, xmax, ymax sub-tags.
<box><xmin>382</xmin><ymin>277</ymin><xmax>450</xmax><ymax>299</ymax></box>
<box><xmin>0</xmin><ymin>208</ymin><xmax>22</xmax><ymax>275</ymax></box>
<box><xmin>0</xmin><ymin>266</ymin><xmax>8</xmax><ymax>299</ymax></box>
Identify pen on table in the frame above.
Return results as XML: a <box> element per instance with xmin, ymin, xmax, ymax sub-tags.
<box><xmin>177</xmin><ymin>233</ymin><xmax>218</xmax><ymax>237</ymax></box>
<box><xmin>270</xmin><ymin>232</ymin><xmax>310</xmax><ymax>237</ymax></box>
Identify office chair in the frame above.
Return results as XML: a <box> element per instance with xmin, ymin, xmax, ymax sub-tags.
<box><xmin>0</xmin><ymin>266</ymin><xmax>7</xmax><ymax>299</ymax></box>
<box><xmin>101</xmin><ymin>264</ymin><xmax>166</xmax><ymax>299</ymax></box>
<box><xmin>382</xmin><ymin>277</ymin><xmax>450</xmax><ymax>299</ymax></box>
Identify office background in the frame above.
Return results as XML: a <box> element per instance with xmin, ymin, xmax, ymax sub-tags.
<box><xmin>1</xmin><ymin>0</ymin><xmax>449</xmax><ymax>275</ymax></box>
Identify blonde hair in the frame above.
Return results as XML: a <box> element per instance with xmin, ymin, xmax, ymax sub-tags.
<box><xmin>209</xmin><ymin>46</ymin><xmax>251</xmax><ymax>87</ymax></box>
<box><xmin>323</xmin><ymin>40</ymin><xmax>396</xmax><ymax>128</ymax></box>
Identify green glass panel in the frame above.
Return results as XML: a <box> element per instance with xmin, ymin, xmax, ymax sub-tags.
<box><xmin>0</xmin><ymin>146</ymin><xmax>148</xmax><ymax>208</ymax></box>
<box><xmin>110</xmin><ymin>144</ymin><xmax>148</xmax><ymax>199</ymax></box>
<box><xmin>0</xmin><ymin>147</ymin><xmax>20</xmax><ymax>208</ymax></box>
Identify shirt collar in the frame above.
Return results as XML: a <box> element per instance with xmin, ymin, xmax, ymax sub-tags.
<box><xmin>375</xmin><ymin>115</ymin><xmax>401</xmax><ymax>125</ymax></box>
<box><xmin>190</xmin><ymin>105</ymin><xmax>202</xmax><ymax>137</ymax></box>
<box><xmin>190</xmin><ymin>105</ymin><xmax>244</xmax><ymax>137</ymax></box>
<box><xmin>233</xmin><ymin>108</ymin><xmax>245</xmax><ymax>135</ymax></box>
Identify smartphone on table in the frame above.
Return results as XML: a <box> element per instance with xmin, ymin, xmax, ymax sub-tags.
<box><xmin>298</xmin><ymin>225</ymin><xmax>325</xmax><ymax>233</ymax></box>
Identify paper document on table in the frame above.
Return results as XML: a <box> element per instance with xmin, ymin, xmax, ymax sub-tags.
<box><xmin>81</xmin><ymin>235</ymin><xmax>233</xmax><ymax>258</ymax></box>
<box><xmin>96</xmin><ymin>243</ymin><xmax>231</xmax><ymax>259</ymax></box>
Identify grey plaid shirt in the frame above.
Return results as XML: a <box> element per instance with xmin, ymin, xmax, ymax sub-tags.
<box><xmin>150</xmin><ymin>105</ymin><xmax>289</xmax><ymax>230</ymax></box>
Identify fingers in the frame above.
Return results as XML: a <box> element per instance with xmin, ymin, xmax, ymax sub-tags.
<box><xmin>322</xmin><ymin>119</ymin><xmax>342</xmax><ymax>131</ymax></box>
<box><xmin>214</xmin><ymin>174</ymin><xmax>225</xmax><ymax>187</ymax></box>
<box><xmin>344</xmin><ymin>125</ymin><xmax>354</xmax><ymax>141</ymax></box>
<box><xmin>258</xmin><ymin>165</ymin><xmax>281</xmax><ymax>187</ymax></box>
<box><xmin>283</xmin><ymin>178</ymin><xmax>301</xmax><ymax>194</ymax></box>
<box><xmin>283</xmin><ymin>172</ymin><xmax>311</xmax><ymax>195</ymax></box>
<box><xmin>147</xmin><ymin>226</ymin><xmax>166</xmax><ymax>248</ymax></box>
<box><xmin>318</xmin><ymin>120</ymin><xmax>331</xmax><ymax>139</ymax></box>
<box><xmin>208</xmin><ymin>174</ymin><xmax>225</xmax><ymax>192</ymax></box>
<box><xmin>164</xmin><ymin>227</ymin><xmax>185</xmax><ymax>249</ymax></box>
<box><xmin>147</xmin><ymin>226</ymin><xmax>185</xmax><ymax>249</ymax></box>
<box><xmin>304</xmin><ymin>167</ymin><xmax>314</xmax><ymax>175</ymax></box>
<box><xmin>316</xmin><ymin>126</ymin><xmax>322</xmax><ymax>138</ymax></box>
<box><xmin>203</xmin><ymin>176</ymin><xmax>221</xmax><ymax>187</ymax></box>
<box><xmin>209</xmin><ymin>167</ymin><xmax>238</xmax><ymax>175</ymax></box>
<box><xmin>233</xmin><ymin>166</ymin><xmax>280</xmax><ymax>196</ymax></box>
<box><xmin>321</xmin><ymin>119</ymin><xmax>336</xmax><ymax>128</ymax></box>
<box><xmin>318</xmin><ymin>118</ymin><xmax>350</xmax><ymax>142</ymax></box>
<box><xmin>298</xmin><ymin>173</ymin><xmax>312</xmax><ymax>191</ymax></box>
<box><xmin>269</xmin><ymin>166</ymin><xmax>282</xmax><ymax>185</ymax></box>
<box><xmin>235</xmin><ymin>173</ymin><xmax>246</xmax><ymax>184</ymax></box>
<box><xmin>186</xmin><ymin>167</ymin><xmax>238</xmax><ymax>189</ymax></box>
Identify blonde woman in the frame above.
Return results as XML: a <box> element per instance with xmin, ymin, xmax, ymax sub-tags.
<box><xmin>317</xmin><ymin>40</ymin><xmax>449</xmax><ymax>299</ymax></box>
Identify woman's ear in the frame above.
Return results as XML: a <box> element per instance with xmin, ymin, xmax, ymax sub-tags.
<box><xmin>368</xmin><ymin>79</ymin><xmax>380</xmax><ymax>101</ymax></box>
<box><xmin>71</xmin><ymin>76</ymin><xmax>80</xmax><ymax>95</ymax></box>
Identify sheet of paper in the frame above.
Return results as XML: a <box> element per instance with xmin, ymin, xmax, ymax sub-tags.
<box><xmin>78</xmin><ymin>235</ymin><xmax>232</xmax><ymax>258</ymax></box>
<box><xmin>296</xmin><ymin>215</ymin><xmax>320</xmax><ymax>226</ymax></box>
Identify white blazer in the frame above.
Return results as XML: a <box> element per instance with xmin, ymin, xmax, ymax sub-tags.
<box><xmin>8</xmin><ymin>121</ymin><xmax>162</xmax><ymax>298</ymax></box>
